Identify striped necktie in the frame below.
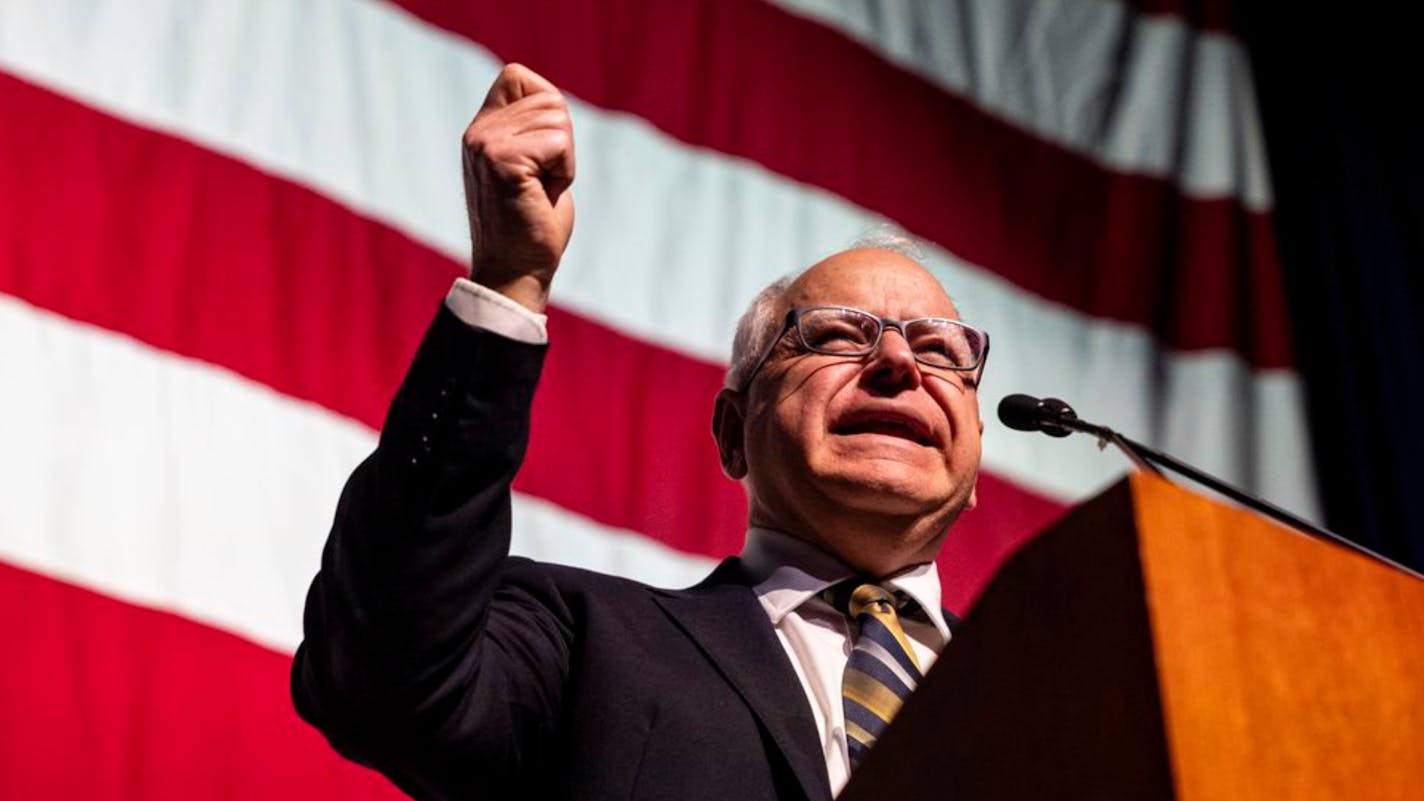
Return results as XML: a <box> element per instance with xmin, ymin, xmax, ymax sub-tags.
<box><xmin>824</xmin><ymin>581</ymin><xmax>925</xmax><ymax>769</ymax></box>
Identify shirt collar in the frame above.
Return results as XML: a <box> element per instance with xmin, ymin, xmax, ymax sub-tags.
<box><xmin>739</xmin><ymin>527</ymin><xmax>951</xmax><ymax>642</ymax></box>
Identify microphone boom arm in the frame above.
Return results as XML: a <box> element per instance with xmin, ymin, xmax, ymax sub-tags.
<box><xmin>1035</xmin><ymin>412</ymin><xmax>1163</xmax><ymax>478</ymax></box>
<box><xmin>1000</xmin><ymin>394</ymin><xmax>1424</xmax><ymax>581</ymax></box>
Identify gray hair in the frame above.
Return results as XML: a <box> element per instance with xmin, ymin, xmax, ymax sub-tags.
<box><xmin>851</xmin><ymin>225</ymin><xmax>926</xmax><ymax>261</ymax></box>
<box><xmin>724</xmin><ymin>276</ymin><xmax>793</xmax><ymax>390</ymax></box>
<box><xmin>723</xmin><ymin>227</ymin><xmax>932</xmax><ymax>391</ymax></box>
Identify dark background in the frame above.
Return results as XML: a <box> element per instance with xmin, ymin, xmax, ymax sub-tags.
<box><xmin>1243</xmin><ymin>14</ymin><xmax>1423</xmax><ymax>567</ymax></box>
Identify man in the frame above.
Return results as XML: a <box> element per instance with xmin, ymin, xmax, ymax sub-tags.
<box><xmin>293</xmin><ymin>64</ymin><xmax>987</xmax><ymax>801</ymax></box>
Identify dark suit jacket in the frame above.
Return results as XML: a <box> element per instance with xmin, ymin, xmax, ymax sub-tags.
<box><xmin>292</xmin><ymin>306</ymin><xmax>834</xmax><ymax>801</ymax></box>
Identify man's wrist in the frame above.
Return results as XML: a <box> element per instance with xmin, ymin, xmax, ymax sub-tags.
<box><xmin>485</xmin><ymin>274</ymin><xmax>550</xmax><ymax>315</ymax></box>
<box><xmin>445</xmin><ymin>278</ymin><xmax>549</xmax><ymax>344</ymax></box>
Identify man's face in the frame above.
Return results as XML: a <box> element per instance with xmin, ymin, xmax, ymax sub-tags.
<box><xmin>718</xmin><ymin>249</ymin><xmax>983</xmax><ymax>574</ymax></box>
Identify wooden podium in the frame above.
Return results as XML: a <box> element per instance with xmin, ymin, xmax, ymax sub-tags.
<box><xmin>841</xmin><ymin>473</ymin><xmax>1424</xmax><ymax>801</ymax></box>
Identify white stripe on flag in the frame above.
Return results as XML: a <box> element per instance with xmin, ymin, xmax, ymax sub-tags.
<box><xmin>769</xmin><ymin>0</ymin><xmax>1273</xmax><ymax>208</ymax></box>
<box><xmin>0</xmin><ymin>294</ymin><xmax>716</xmax><ymax>652</ymax></box>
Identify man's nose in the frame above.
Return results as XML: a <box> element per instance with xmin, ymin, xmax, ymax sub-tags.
<box><xmin>861</xmin><ymin>328</ymin><xmax>922</xmax><ymax>392</ymax></box>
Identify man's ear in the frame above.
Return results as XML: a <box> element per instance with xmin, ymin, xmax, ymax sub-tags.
<box><xmin>712</xmin><ymin>388</ymin><xmax>748</xmax><ymax>479</ymax></box>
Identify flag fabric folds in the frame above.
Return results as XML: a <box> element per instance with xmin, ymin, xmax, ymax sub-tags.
<box><xmin>0</xmin><ymin>0</ymin><xmax>1310</xmax><ymax>795</ymax></box>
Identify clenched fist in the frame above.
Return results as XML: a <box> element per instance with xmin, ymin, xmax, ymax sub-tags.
<box><xmin>462</xmin><ymin>64</ymin><xmax>575</xmax><ymax>313</ymax></box>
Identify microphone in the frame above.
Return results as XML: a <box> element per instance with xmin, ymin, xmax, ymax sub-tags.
<box><xmin>997</xmin><ymin>394</ymin><xmax>1077</xmax><ymax>438</ymax></box>
<box><xmin>994</xmin><ymin>392</ymin><xmax>1423</xmax><ymax>581</ymax></box>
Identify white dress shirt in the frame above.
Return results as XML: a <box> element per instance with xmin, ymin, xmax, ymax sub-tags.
<box><xmin>444</xmin><ymin>278</ymin><xmax>953</xmax><ymax>795</ymax></box>
<box><xmin>739</xmin><ymin>527</ymin><xmax>951</xmax><ymax>796</ymax></box>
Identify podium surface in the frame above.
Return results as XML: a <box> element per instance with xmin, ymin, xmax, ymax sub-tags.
<box><xmin>842</xmin><ymin>473</ymin><xmax>1424</xmax><ymax>801</ymax></box>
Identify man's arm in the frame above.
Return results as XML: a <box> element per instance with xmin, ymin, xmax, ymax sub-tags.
<box><xmin>291</xmin><ymin>64</ymin><xmax>578</xmax><ymax>799</ymax></box>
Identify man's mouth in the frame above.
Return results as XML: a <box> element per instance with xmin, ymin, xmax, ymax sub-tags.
<box><xmin>831</xmin><ymin>411</ymin><xmax>934</xmax><ymax>446</ymax></box>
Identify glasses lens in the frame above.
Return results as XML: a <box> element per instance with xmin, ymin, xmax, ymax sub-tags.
<box><xmin>798</xmin><ymin>308</ymin><xmax>879</xmax><ymax>354</ymax></box>
<box><xmin>905</xmin><ymin>319</ymin><xmax>984</xmax><ymax>369</ymax></box>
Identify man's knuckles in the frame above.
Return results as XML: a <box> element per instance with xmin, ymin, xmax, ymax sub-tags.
<box><xmin>464</xmin><ymin>113</ymin><xmax>573</xmax><ymax>179</ymax></box>
<box><xmin>474</xmin><ymin>130</ymin><xmax>571</xmax><ymax>169</ymax></box>
<box><xmin>464</xmin><ymin>98</ymin><xmax>571</xmax><ymax>148</ymax></box>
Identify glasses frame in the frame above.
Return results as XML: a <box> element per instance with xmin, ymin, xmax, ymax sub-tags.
<box><xmin>738</xmin><ymin>305</ymin><xmax>990</xmax><ymax>393</ymax></box>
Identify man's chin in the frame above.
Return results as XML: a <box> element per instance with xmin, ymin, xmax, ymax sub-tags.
<box><xmin>815</xmin><ymin>468</ymin><xmax>949</xmax><ymax>517</ymax></box>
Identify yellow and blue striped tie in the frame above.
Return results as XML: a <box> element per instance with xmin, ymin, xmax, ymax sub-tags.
<box><xmin>825</xmin><ymin>582</ymin><xmax>924</xmax><ymax>769</ymax></box>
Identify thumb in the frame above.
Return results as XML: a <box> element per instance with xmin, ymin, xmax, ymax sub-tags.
<box><xmin>482</xmin><ymin>62</ymin><xmax>561</xmax><ymax>110</ymax></box>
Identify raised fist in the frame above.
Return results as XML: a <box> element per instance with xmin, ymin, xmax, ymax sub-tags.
<box><xmin>461</xmin><ymin>63</ymin><xmax>576</xmax><ymax>312</ymax></box>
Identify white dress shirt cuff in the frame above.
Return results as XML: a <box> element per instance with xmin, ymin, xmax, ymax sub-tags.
<box><xmin>444</xmin><ymin>277</ymin><xmax>549</xmax><ymax>344</ymax></box>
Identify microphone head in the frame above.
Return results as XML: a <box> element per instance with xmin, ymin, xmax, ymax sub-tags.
<box><xmin>997</xmin><ymin>393</ymin><xmax>1077</xmax><ymax>438</ymax></box>
<box><xmin>1035</xmin><ymin>397</ymin><xmax>1077</xmax><ymax>437</ymax></box>
<box><xmin>997</xmin><ymin>393</ymin><xmax>1045</xmax><ymax>432</ymax></box>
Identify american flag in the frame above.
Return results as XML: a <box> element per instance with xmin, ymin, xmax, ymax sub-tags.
<box><xmin>0</xmin><ymin>0</ymin><xmax>1311</xmax><ymax>796</ymax></box>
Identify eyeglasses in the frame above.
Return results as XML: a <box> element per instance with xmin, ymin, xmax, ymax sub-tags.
<box><xmin>739</xmin><ymin>305</ymin><xmax>990</xmax><ymax>392</ymax></box>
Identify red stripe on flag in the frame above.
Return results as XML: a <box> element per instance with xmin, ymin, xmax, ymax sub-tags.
<box><xmin>389</xmin><ymin>0</ymin><xmax>1292</xmax><ymax>367</ymax></box>
<box><xmin>0</xmin><ymin>560</ymin><xmax>404</xmax><ymax>798</ymax></box>
<box><xmin>0</xmin><ymin>72</ymin><xmax>1065</xmax><ymax>609</ymax></box>
<box><xmin>941</xmin><ymin>476</ymin><xmax>1069</xmax><ymax>610</ymax></box>
<box><xmin>0</xmin><ymin>78</ymin><xmax>447</xmax><ymax>433</ymax></box>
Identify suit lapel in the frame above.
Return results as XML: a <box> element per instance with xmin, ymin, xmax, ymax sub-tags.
<box><xmin>653</xmin><ymin>559</ymin><xmax>833</xmax><ymax>801</ymax></box>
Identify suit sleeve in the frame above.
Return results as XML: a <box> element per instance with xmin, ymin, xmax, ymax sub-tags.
<box><xmin>291</xmin><ymin>304</ymin><xmax>575</xmax><ymax>799</ymax></box>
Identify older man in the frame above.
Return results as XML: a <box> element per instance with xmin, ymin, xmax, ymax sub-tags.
<box><xmin>293</xmin><ymin>65</ymin><xmax>987</xmax><ymax>801</ymax></box>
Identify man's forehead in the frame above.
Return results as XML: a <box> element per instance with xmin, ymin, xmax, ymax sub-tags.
<box><xmin>786</xmin><ymin>248</ymin><xmax>959</xmax><ymax>318</ymax></box>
